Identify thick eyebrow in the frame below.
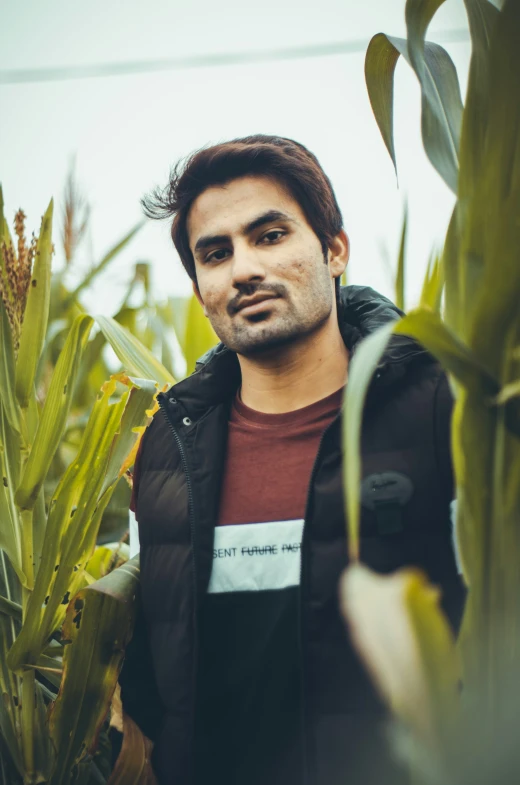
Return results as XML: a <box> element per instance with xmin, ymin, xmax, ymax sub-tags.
<box><xmin>193</xmin><ymin>210</ymin><xmax>294</xmax><ymax>256</ymax></box>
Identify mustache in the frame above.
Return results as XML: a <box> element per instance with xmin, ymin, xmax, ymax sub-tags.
<box><xmin>227</xmin><ymin>283</ymin><xmax>287</xmax><ymax>316</ymax></box>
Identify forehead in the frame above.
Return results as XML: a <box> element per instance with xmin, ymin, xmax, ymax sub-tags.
<box><xmin>187</xmin><ymin>175</ymin><xmax>307</xmax><ymax>249</ymax></box>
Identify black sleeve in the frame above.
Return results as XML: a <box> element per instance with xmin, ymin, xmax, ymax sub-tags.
<box><xmin>118</xmin><ymin>579</ymin><xmax>165</xmax><ymax>743</ymax></box>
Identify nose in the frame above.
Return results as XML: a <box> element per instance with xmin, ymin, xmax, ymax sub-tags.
<box><xmin>230</xmin><ymin>242</ymin><xmax>266</xmax><ymax>289</ymax></box>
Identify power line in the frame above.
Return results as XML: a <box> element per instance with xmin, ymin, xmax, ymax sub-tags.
<box><xmin>0</xmin><ymin>28</ymin><xmax>469</xmax><ymax>86</ymax></box>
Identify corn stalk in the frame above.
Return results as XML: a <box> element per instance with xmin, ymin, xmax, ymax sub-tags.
<box><xmin>0</xmin><ymin>191</ymin><xmax>173</xmax><ymax>784</ymax></box>
<box><xmin>341</xmin><ymin>1</ymin><xmax>520</xmax><ymax>782</ymax></box>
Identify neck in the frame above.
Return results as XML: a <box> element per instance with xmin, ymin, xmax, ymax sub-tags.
<box><xmin>237</xmin><ymin>317</ymin><xmax>349</xmax><ymax>414</ymax></box>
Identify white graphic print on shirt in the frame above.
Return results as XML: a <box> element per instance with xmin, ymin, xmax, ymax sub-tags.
<box><xmin>207</xmin><ymin>519</ymin><xmax>304</xmax><ymax>594</ymax></box>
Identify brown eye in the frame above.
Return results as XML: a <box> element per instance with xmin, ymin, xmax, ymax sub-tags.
<box><xmin>261</xmin><ymin>230</ymin><xmax>285</xmax><ymax>243</ymax></box>
<box><xmin>206</xmin><ymin>248</ymin><xmax>229</xmax><ymax>264</ymax></box>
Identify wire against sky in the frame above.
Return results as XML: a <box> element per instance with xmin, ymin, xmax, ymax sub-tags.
<box><xmin>0</xmin><ymin>28</ymin><xmax>469</xmax><ymax>85</ymax></box>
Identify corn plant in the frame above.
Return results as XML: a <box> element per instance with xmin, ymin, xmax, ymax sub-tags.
<box><xmin>340</xmin><ymin>1</ymin><xmax>520</xmax><ymax>783</ymax></box>
<box><xmin>0</xmin><ymin>190</ymin><xmax>175</xmax><ymax>784</ymax></box>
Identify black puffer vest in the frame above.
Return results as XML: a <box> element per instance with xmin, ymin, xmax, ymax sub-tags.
<box><xmin>119</xmin><ymin>285</ymin><xmax>466</xmax><ymax>785</ymax></box>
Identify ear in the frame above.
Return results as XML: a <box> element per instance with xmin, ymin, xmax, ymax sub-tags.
<box><xmin>192</xmin><ymin>280</ymin><xmax>207</xmax><ymax>316</ymax></box>
<box><xmin>328</xmin><ymin>229</ymin><xmax>350</xmax><ymax>281</ymax></box>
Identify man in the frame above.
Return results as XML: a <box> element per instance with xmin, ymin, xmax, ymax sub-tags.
<box><xmin>119</xmin><ymin>135</ymin><xmax>465</xmax><ymax>785</ymax></box>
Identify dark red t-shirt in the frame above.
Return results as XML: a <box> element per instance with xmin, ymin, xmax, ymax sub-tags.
<box><xmin>218</xmin><ymin>388</ymin><xmax>343</xmax><ymax>525</ymax></box>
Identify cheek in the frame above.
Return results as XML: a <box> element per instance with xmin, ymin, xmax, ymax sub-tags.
<box><xmin>198</xmin><ymin>282</ymin><xmax>227</xmax><ymax>319</ymax></box>
<box><xmin>274</xmin><ymin>252</ymin><xmax>320</xmax><ymax>287</ymax></box>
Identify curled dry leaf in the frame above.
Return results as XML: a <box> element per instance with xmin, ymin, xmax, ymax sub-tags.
<box><xmin>340</xmin><ymin>563</ymin><xmax>460</xmax><ymax>754</ymax></box>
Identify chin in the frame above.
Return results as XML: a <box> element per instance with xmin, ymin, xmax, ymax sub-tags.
<box><xmin>226</xmin><ymin>322</ymin><xmax>308</xmax><ymax>356</ymax></box>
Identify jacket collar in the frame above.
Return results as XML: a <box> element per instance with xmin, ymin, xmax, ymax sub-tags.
<box><xmin>165</xmin><ymin>285</ymin><xmax>433</xmax><ymax>421</ymax></box>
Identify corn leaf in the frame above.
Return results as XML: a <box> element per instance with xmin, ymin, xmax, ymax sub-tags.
<box><xmin>15</xmin><ymin>314</ymin><xmax>93</xmax><ymax>511</ymax></box>
<box><xmin>420</xmin><ymin>250</ymin><xmax>444</xmax><ymax>312</ymax></box>
<box><xmin>96</xmin><ymin>315</ymin><xmax>174</xmax><ymax>387</ymax></box>
<box><xmin>99</xmin><ymin>375</ymin><xmax>159</xmax><ymax>497</ymax></box>
<box><xmin>364</xmin><ymin>35</ymin><xmax>400</xmax><ymax>178</ymax></box>
<box><xmin>465</xmin><ymin>0</ymin><xmax>520</xmax><ymax>375</ymax></box>
<box><xmin>0</xmin><ymin>612</ymin><xmax>24</xmax><ymax>776</ymax></box>
<box><xmin>493</xmin><ymin>380</ymin><xmax>520</xmax><ymax>406</ymax></box>
<box><xmin>342</xmin><ymin>310</ymin><xmax>499</xmax><ymax>563</ymax></box>
<box><xmin>66</xmin><ymin>222</ymin><xmax>143</xmax><ymax>303</ymax></box>
<box><xmin>343</xmin><ymin>321</ymin><xmax>396</xmax><ymax>561</ymax></box>
<box><xmin>108</xmin><ymin>711</ymin><xmax>157</xmax><ymax>785</ymax></box>
<box><xmin>0</xmin><ymin>595</ymin><xmax>22</xmax><ymax>621</ymax></box>
<box><xmin>365</xmin><ymin>28</ymin><xmax>463</xmax><ymax>192</ymax></box>
<box><xmin>0</xmin><ymin>551</ymin><xmax>23</xmax><ymax>776</ymax></box>
<box><xmin>394</xmin><ymin>309</ymin><xmax>497</xmax><ymax>393</ymax></box>
<box><xmin>47</xmin><ymin>557</ymin><xmax>140</xmax><ymax>785</ymax></box>
<box><xmin>8</xmin><ymin>375</ymin><xmax>157</xmax><ymax>671</ymax></box>
<box><xmin>33</xmin><ymin>681</ymin><xmax>53</xmax><ymax>782</ymax></box>
<box><xmin>15</xmin><ymin>199</ymin><xmax>53</xmax><ymax>408</ymax></box>
<box><xmin>459</xmin><ymin>0</ymin><xmax>500</xmax><ymax>201</ymax></box>
<box><xmin>340</xmin><ymin>563</ymin><xmax>460</xmax><ymax>752</ymax></box>
<box><xmin>395</xmin><ymin>203</ymin><xmax>407</xmax><ymax>311</ymax></box>
<box><xmin>182</xmin><ymin>293</ymin><xmax>219</xmax><ymax>376</ymax></box>
<box><xmin>0</xmin><ymin>406</ymin><xmax>24</xmax><ymax>584</ymax></box>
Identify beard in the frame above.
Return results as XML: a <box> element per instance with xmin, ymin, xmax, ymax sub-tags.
<box><xmin>207</xmin><ymin>260</ymin><xmax>335</xmax><ymax>357</ymax></box>
<box><xmin>223</xmin><ymin>304</ymin><xmax>331</xmax><ymax>356</ymax></box>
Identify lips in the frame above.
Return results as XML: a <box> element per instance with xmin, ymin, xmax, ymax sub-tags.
<box><xmin>235</xmin><ymin>294</ymin><xmax>278</xmax><ymax>314</ymax></box>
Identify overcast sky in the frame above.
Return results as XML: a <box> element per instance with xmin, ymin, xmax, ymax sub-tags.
<box><xmin>1</xmin><ymin>0</ymin><xmax>470</xmax><ymax>316</ymax></box>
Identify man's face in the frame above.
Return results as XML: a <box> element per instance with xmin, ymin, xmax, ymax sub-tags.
<box><xmin>188</xmin><ymin>175</ymin><xmax>345</xmax><ymax>356</ymax></box>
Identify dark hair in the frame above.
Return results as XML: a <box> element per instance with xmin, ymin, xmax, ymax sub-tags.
<box><xmin>142</xmin><ymin>134</ymin><xmax>344</xmax><ymax>294</ymax></box>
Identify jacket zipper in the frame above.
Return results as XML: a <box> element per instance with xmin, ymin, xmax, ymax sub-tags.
<box><xmin>299</xmin><ymin>411</ymin><xmax>341</xmax><ymax>785</ymax></box>
<box><xmin>157</xmin><ymin>394</ymin><xmax>199</xmax><ymax>774</ymax></box>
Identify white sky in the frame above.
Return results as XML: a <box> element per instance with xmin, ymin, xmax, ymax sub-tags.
<box><xmin>1</xmin><ymin>0</ymin><xmax>470</xmax><ymax>316</ymax></box>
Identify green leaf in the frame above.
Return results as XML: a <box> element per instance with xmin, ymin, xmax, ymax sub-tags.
<box><xmin>492</xmin><ymin>379</ymin><xmax>520</xmax><ymax>406</ymax></box>
<box><xmin>66</xmin><ymin>222</ymin><xmax>143</xmax><ymax>304</ymax></box>
<box><xmin>96</xmin><ymin>315</ymin><xmax>174</xmax><ymax>388</ymax></box>
<box><xmin>342</xmin><ymin>310</ymin><xmax>499</xmax><ymax>563</ymax></box>
<box><xmin>395</xmin><ymin>203</ymin><xmax>407</xmax><ymax>311</ymax></box>
<box><xmin>47</xmin><ymin>558</ymin><xmax>140</xmax><ymax>785</ymax></box>
<box><xmin>364</xmin><ymin>34</ymin><xmax>400</xmax><ymax>176</ymax></box>
<box><xmin>0</xmin><ymin>594</ymin><xmax>22</xmax><ymax>621</ymax></box>
<box><xmin>0</xmin><ymin>550</ymin><xmax>23</xmax><ymax>777</ymax></box>
<box><xmin>365</xmin><ymin>29</ymin><xmax>463</xmax><ymax>192</ymax></box>
<box><xmin>15</xmin><ymin>199</ymin><xmax>54</xmax><ymax>408</ymax></box>
<box><xmin>420</xmin><ymin>250</ymin><xmax>444</xmax><ymax>312</ymax></box>
<box><xmin>15</xmin><ymin>314</ymin><xmax>93</xmax><ymax>511</ymax></box>
<box><xmin>8</xmin><ymin>375</ymin><xmax>156</xmax><ymax>672</ymax></box>
<box><xmin>182</xmin><ymin>293</ymin><xmax>219</xmax><ymax>376</ymax></box>
<box><xmin>8</xmin><ymin>382</ymin><xmax>125</xmax><ymax>670</ymax></box>
<box><xmin>100</xmin><ymin>375</ymin><xmax>159</xmax><ymax>496</ymax></box>
<box><xmin>0</xmin><ymin>405</ymin><xmax>24</xmax><ymax>584</ymax></box>
<box><xmin>405</xmin><ymin>0</ymin><xmax>448</xmax><ymax>68</ymax></box>
<box><xmin>162</xmin><ymin>296</ymin><xmax>189</xmax><ymax>341</ymax></box>
<box><xmin>463</xmin><ymin>0</ymin><xmax>520</xmax><ymax>374</ymax></box>
<box><xmin>459</xmin><ymin>0</ymin><xmax>500</xmax><ymax>201</ymax></box>
<box><xmin>440</xmin><ymin>204</ymin><xmax>461</xmax><ymax>334</ymax></box>
<box><xmin>343</xmin><ymin>322</ymin><xmax>396</xmax><ymax>561</ymax></box>
<box><xmin>394</xmin><ymin>309</ymin><xmax>498</xmax><ymax>393</ymax></box>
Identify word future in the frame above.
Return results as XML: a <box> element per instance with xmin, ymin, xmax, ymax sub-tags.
<box><xmin>208</xmin><ymin>519</ymin><xmax>304</xmax><ymax>594</ymax></box>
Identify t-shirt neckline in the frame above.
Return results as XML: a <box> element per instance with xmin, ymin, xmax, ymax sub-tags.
<box><xmin>233</xmin><ymin>387</ymin><xmax>343</xmax><ymax>427</ymax></box>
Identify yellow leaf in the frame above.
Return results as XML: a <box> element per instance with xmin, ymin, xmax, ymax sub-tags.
<box><xmin>340</xmin><ymin>563</ymin><xmax>460</xmax><ymax>752</ymax></box>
